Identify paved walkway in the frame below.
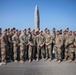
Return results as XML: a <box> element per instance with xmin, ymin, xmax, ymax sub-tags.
<box><xmin>0</xmin><ymin>60</ymin><xmax>76</xmax><ymax>75</ymax></box>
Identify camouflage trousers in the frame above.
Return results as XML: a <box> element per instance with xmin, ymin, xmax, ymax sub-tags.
<box><xmin>13</xmin><ymin>46</ymin><xmax>18</xmax><ymax>60</ymax></box>
<box><xmin>32</xmin><ymin>46</ymin><xmax>36</xmax><ymax>59</ymax></box>
<box><xmin>28</xmin><ymin>45</ymin><xmax>32</xmax><ymax>60</ymax></box>
<box><xmin>9</xmin><ymin>44</ymin><xmax>13</xmax><ymax>60</ymax></box>
<box><xmin>1</xmin><ymin>46</ymin><xmax>6</xmax><ymax>62</ymax></box>
<box><xmin>45</xmin><ymin>45</ymin><xmax>52</xmax><ymax>58</ymax></box>
<box><xmin>69</xmin><ymin>47</ymin><xmax>74</xmax><ymax>59</ymax></box>
<box><xmin>20</xmin><ymin>44</ymin><xmax>25</xmax><ymax>60</ymax></box>
<box><xmin>37</xmin><ymin>46</ymin><xmax>45</xmax><ymax>59</ymax></box>
<box><xmin>54</xmin><ymin>46</ymin><xmax>62</xmax><ymax>60</ymax></box>
<box><xmin>64</xmin><ymin>47</ymin><xmax>69</xmax><ymax>59</ymax></box>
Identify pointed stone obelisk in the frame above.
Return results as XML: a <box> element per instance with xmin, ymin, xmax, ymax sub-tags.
<box><xmin>34</xmin><ymin>5</ymin><xmax>40</xmax><ymax>30</ymax></box>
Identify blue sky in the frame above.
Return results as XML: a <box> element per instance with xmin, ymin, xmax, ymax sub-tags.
<box><xmin>0</xmin><ymin>0</ymin><xmax>76</xmax><ymax>31</ymax></box>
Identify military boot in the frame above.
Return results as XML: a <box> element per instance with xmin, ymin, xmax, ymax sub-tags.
<box><xmin>28</xmin><ymin>59</ymin><xmax>31</xmax><ymax>63</ymax></box>
<box><xmin>54</xmin><ymin>58</ymin><xmax>58</xmax><ymax>62</ymax></box>
<box><xmin>69</xmin><ymin>59</ymin><xmax>72</xmax><ymax>63</ymax></box>
<box><xmin>33</xmin><ymin>59</ymin><xmax>35</xmax><ymax>61</ymax></box>
<box><xmin>74</xmin><ymin>59</ymin><xmax>76</xmax><ymax>63</ymax></box>
<box><xmin>2</xmin><ymin>60</ymin><xmax>6</xmax><ymax>65</ymax></box>
<box><xmin>49</xmin><ymin>58</ymin><xmax>52</xmax><ymax>61</ymax></box>
<box><xmin>36</xmin><ymin>58</ymin><xmax>39</xmax><ymax>62</ymax></box>
<box><xmin>42</xmin><ymin>58</ymin><xmax>46</xmax><ymax>61</ymax></box>
<box><xmin>64</xmin><ymin>58</ymin><xmax>67</xmax><ymax>61</ymax></box>
<box><xmin>45</xmin><ymin>57</ymin><xmax>48</xmax><ymax>60</ymax></box>
<box><xmin>14</xmin><ymin>60</ymin><xmax>18</xmax><ymax>63</ymax></box>
<box><xmin>20</xmin><ymin>60</ymin><xmax>24</xmax><ymax>63</ymax></box>
<box><xmin>58</xmin><ymin>60</ymin><xmax>61</xmax><ymax>63</ymax></box>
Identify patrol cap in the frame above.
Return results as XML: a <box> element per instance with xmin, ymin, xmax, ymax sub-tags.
<box><xmin>69</xmin><ymin>30</ymin><xmax>72</xmax><ymax>33</ymax></box>
<box><xmin>32</xmin><ymin>29</ymin><xmax>35</xmax><ymax>31</ymax></box>
<box><xmin>44</xmin><ymin>28</ymin><xmax>47</xmax><ymax>31</ymax></box>
<box><xmin>47</xmin><ymin>29</ymin><xmax>50</xmax><ymax>31</ymax></box>
<box><xmin>56</xmin><ymin>30</ymin><xmax>59</xmax><ymax>32</ymax></box>
<box><xmin>4</xmin><ymin>29</ymin><xmax>7</xmax><ymax>32</ymax></box>
<box><xmin>13</xmin><ymin>27</ymin><xmax>16</xmax><ymax>30</ymax></box>
<box><xmin>23</xmin><ymin>29</ymin><xmax>26</xmax><ymax>31</ymax></box>
<box><xmin>7</xmin><ymin>28</ymin><xmax>10</xmax><ymax>30</ymax></box>
<box><xmin>28</xmin><ymin>28</ymin><xmax>31</xmax><ymax>30</ymax></box>
<box><xmin>66</xmin><ymin>28</ymin><xmax>69</xmax><ymax>30</ymax></box>
<box><xmin>52</xmin><ymin>28</ymin><xmax>55</xmax><ymax>30</ymax></box>
<box><xmin>16</xmin><ymin>29</ymin><xmax>18</xmax><ymax>31</ymax></box>
<box><xmin>11</xmin><ymin>29</ymin><xmax>13</xmax><ymax>31</ymax></box>
<box><xmin>60</xmin><ymin>29</ymin><xmax>62</xmax><ymax>31</ymax></box>
<box><xmin>39</xmin><ymin>30</ymin><xmax>43</xmax><ymax>32</ymax></box>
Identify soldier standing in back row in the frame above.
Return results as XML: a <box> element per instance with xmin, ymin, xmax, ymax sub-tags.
<box><xmin>27</xmin><ymin>28</ymin><xmax>34</xmax><ymax>62</ymax></box>
<box><xmin>54</xmin><ymin>30</ymin><xmax>63</xmax><ymax>63</ymax></box>
<box><xmin>12</xmin><ymin>30</ymin><xmax>20</xmax><ymax>63</ymax></box>
<box><xmin>45</xmin><ymin>30</ymin><xmax>54</xmax><ymax>61</ymax></box>
<box><xmin>1</xmin><ymin>29</ymin><xmax>8</xmax><ymax>64</ymax></box>
<box><xmin>31</xmin><ymin>29</ymin><xmax>36</xmax><ymax>61</ymax></box>
<box><xmin>68</xmin><ymin>31</ymin><xmax>75</xmax><ymax>63</ymax></box>
<box><xmin>64</xmin><ymin>28</ymin><xmax>69</xmax><ymax>60</ymax></box>
<box><xmin>8</xmin><ymin>29</ymin><xmax>14</xmax><ymax>61</ymax></box>
<box><xmin>19</xmin><ymin>29</ymin><xmax>28</xmax><ymax>63</ymax></box>
<box><xmin>36</xmin><ymin>30</ymin><xmax>45</xmax><ymax>61</ymax></box>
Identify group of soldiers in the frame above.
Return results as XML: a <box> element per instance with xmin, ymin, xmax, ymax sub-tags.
<box><xmin>0</xmin><ymin>27</ymin><xmax>76</xmax><ymax>65</ymax></box>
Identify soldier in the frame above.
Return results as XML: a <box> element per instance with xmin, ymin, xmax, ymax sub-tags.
<box><xmin>35</xmin><ymin>28</ymin><xmax>40</xmax><ymax>61</ymax></box>
<box><xmin>74</xmin><ymin>31</ymin><xmax>76</xmax><ymax>62</ymax></box>
<box><xmin>68</xmin><ymin>31</ymin><xmax>75</xmax><ymax>63</ymax></box>
<box><xmin>36</xmin><ymin>30</ymin><xmax>45</xmax><ymax>61</ymax></box>
<box><xmin>64</xmin><ymin>29</ymin><xmax>69</xmax><ymax>60</ymax></box>
<box><xmin>51</xmin><ymin>28</ymin><xmax>56</xmax><ymax>59</ymax></box>
<box><xmin>0</xmin><ymin>28</ymin><xmax>2</xmax><ymax>61</ymax></box>
<box><xmin>8</xmin><ymin>29</ymin><xmax>14</xmax><ymax>61</ymax></box>
<box><xmin>12</xmin><ymin>30</ymin><xmax>20</xmax><ymax>63</ymax></box>
<box><xmin>54</xmin><ymin>30</ymin><xmax>63</xmax><ymax>63</ymax></box>
<box><xmin>1</xmin><ymin>29</ymin><xmax>8</xmax><ymax>64</ymax></box>
<box><xmin>7</xmin><ymin>28</ymin><xmax>11</xmax><ymax>61</ymax></box>
<box><xmin>45</xmin><ymin>30</ymin><xmax>54</xmax><ymax>61</ymax></box>
<box><xmin>19</xmin><ymin>29</ymin><xmax>28</xmax><ymax>63</ymax></box>
<box><xmin>44</xmin><ymin>28</ymin><xmax>48</xmax><ymax>38</ymax></box>
<box><xmin>59</xmin><ymin>29</ymin><xmax>65</xmax><ymax>59</ymax></box>
<box><xmin>27</xmin><ymin>28</ymin><xmax>33</xmax><ymax>62</ymax></box>
<box><xmin>12</xmin><ymin>28</ymin><xmax>16</xmax><ymax>34</ymax></box>
<box><xmin>32</xmin><ymin>29</ymin><xmax>36</xmax><ymax>61</ymax></box>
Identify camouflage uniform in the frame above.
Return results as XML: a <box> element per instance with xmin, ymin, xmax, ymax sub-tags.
<box><xmin>1</xmin><ymin>31</ymin><xmax>8</xmax><ymax>64</ymax></box>
<box><xmin>68</xmin><ymin>34</ymin><xmax>75</xmax><ymax>62</ymax></box>
<box><xmin>12</xmin><ymin>34</ymin><xmax>20</xmax><ymax>62</ymax></box>
<box><xmin>45</xmin><ymin>33</ymin><xmax>54</xmax><ymax>60</ymax></box>
<box><xmin>64</xmin><ymin>33</ymin><xmax>69</xmax><ymax>60</ymax></box>
<box><xmin>32</xmin><ymin>33</ymin><xmax>36</xmax><ymax>60</ymax></box>
<box><xmin>27</xmin><ymin>32</ymin><xmax>33</xmax><ymax>62</ymax></box>
<box><xmin>36</xmin><ymin>32</ymin><xmax>45</xmax><ymax>61</ymax></box>
<box><xmin>19</xmin><ymin>33</ymin><xmax>28</xmax><ymax>63</ymax></box>
<box><xmin>8</xmin><ymin>33</ymin><xmax>13</xmax><ymax>61</ymax></box>
<box><xmin>54</xmin><ymin>33</ymin><xmax>63</xmax><ymax>62</ymax></box>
